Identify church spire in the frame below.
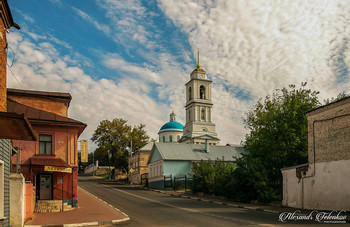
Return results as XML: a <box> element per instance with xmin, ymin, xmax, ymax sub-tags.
<box><xmin>197</xmin><ymin>48</ymin><xmax>200</xmax><ymax>69</ymax></box>
<box><xmin>170</xmin><ymin>111</ymin><xmax>176</xmax><ymax>122</ymax></box>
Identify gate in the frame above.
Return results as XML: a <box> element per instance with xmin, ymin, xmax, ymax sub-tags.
<box><xmin>163</xmin><ymin>174</ymin><xmax>172</xmax><ymax>189</ymax></box>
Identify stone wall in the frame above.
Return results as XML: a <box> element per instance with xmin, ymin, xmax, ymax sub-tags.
<box><xmin>10</xmin><ymin>173</ymin><xmax>25</xmax><ymax>227</ymax></box>
<box><xmin>307</xmin><ymin>98</ymin><xmax>350</xmax><ymax>164</ymax></box>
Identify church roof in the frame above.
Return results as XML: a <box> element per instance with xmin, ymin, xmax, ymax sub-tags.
<box><xmin>159</xmin><ymin>121</ymin><xmax>183</xmax><ymax>131</ymax></box>
<box><xmin>149</xmin><ymin>143</ymin><xmax>243</xmax><ymax>163</ymax></box>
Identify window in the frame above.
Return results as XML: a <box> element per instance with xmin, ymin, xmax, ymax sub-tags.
<box><xmin>177</xmin><ymin>135</ymin><xmax>180</xmax><ymax>141</ymax></box>
<box><xmin>163</xmin><ymin>136</ymin><xmax>165</xmax><ymax>142</ymax></box>
<box><xmin>201</xmin><ymin>108</ymin><xmax>205</xmax><ymax>121</ymax></box>
<box><xmin>39</xmin><ymin>134</ymin><xmax>52</xmax><ymax>155</ymax></box>
<box><xmin>169</xmin><ymin>135</ymin><xmax>173</xmax><ymax>142</ymax></box>
<box><xmin>189</xmin><ymin>87</ymin><xmax>192</xmax><ymax>101</ymax></box>
<box><xmin>200</xmin><ymin>85</ymin><xmax>206</xmax><ymax>99</ymax></box>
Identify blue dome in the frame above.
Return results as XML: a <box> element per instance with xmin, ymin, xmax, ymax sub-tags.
<box><xmin>160</xmin><ymin>121</ymin><xmax>183</xmax><ymax>131</ymax></box>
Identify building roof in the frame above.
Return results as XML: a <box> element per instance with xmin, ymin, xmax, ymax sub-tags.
<box><xmin>0</xmin><ymin>0</ymin><xmax>20</xmax><ymax>29</ymax></box>
<box><xmin>7</xmin><ymin>88</ymin><xmax>72</xmax><ymax>100</ymax></box>
<box><xmin>139</xmin><ymin>142</ymin><xmax>154</xmax><ymax>151</ymax></box>
<box><xmin>0</xmin><ymin>112</ymin><xmax>37</xmax><ymax>141</ymax></box>
<box><xmin>305</xmin><ymin>96</ymin><xmax>350</xmax><ymax>117</ymax></box>
<box><xmin>159</xmin><ymin>121</ymin><xmax>183</xmax><ymax>131</ymax></box>
<box><xmin>7</xmin><ymin>88</ymin><xmax>72</xmax><ymax>106</ymax></box>
<box><xmin>149</xmin><ymin>143</ymin><xmax>243</xmax><ymax>163</ymax></box>
<box><xmin>31</xmin><ymin>156</ymin><xmax>71</xmax><ymax>168</ymax></box>
<box><xmin>7</xmin><ymin>98</ymin><xmax>86</xmax><ymax>135</ymax></box>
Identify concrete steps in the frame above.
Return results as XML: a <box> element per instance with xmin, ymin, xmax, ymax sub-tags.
<box><xmin>35</xmin><ymin>200</ymin><xmax>75</xmax><ymax>213</ymax></box>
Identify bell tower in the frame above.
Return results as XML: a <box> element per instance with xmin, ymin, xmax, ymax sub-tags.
<box><xmin>179</xmin><ymin>51</ymin><xmax>219</xmax><ymax>145</ymax></box>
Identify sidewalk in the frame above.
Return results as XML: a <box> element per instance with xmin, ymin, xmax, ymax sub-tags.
<box><xmin>24</xmin><ymin>187</ymin><xmax>130</xmax><ymax>227</ymax></box>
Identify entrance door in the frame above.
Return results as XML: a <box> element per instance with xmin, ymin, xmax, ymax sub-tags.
<box><xmin>39</xmin><ymin>175</ymin><xmax>52</xmax><ymax>200</ymax></box>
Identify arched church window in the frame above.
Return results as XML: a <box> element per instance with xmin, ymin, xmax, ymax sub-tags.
<box><xmin>201</xmin><ymin>108</ymin><xmax>205</xmax><ymax>120</ymax></box>
<box><xmin>177</xmin><ymin>135</ymin><xmax>180</xmax><ymax>141</ymax></box>
<box><xmin>189</xmin><ymin>87</ymin><xmax>192</xmax><ymax>101</ymax></box>
<box><xmin>200</xmin><ymin>85</ymin><xmax>206</xmax><ymax>99</ymax></box>
<box><xmin>169</xmin><ymin>135</ymin><xmax>173</xmax><ymax>142</ymax></box>
<box><xmin>163</xmin><ymin>136</ymin><xmax>165</xmax><ymax>142</ymax></box>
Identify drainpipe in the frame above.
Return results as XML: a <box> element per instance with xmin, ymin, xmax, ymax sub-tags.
<box><xmin>62</xmin><ymin>172</ymin><xmax>64</xmax><ymax>212</ymax></box>
<box><xmin>205</xmin><ymin>139</ymin><xmax>209</xmax><ymax>153</ymax></box>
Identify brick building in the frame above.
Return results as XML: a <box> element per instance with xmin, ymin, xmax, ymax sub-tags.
<box><xmin>0</xmin><ymin>1</ymin><xmax>36</xmax><ymax>226</ymax></box>
<box><xmin>8</xmin><ymin>88</ymin><xmax>86</xmax><ymax>208</ymax></box>
<box><xmin>128</xmin><ymin>142</ymin><xmax>153</xmax><ymax>184</ymax></box>
<box><xmin>282</xmin><ymin>97</ymin><xmax>350</xmax><ymax>210</ymax></box>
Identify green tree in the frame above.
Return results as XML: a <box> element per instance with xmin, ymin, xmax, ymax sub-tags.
<box><xmin>238</xmin><ymin>83</ymin><xmax>320</xmax><ymax>202</ymax></box>
<box><xmin>91</xmin><ymin>118</ymin><xmax>150</xmax><ymax>171</ymax></box>
<box><xmin>324</xmin><ymin>91</ymin><xmax>349</xmax><ymax>104</ymax></box>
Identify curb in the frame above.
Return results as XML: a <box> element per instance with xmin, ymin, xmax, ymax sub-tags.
<box><xmin>144</xmin><ymin>187</ymin><xmax>280</xmax><ymax>215</ymax></box>
<box><xmin>24</xmin><ymin>187</ymin><xmax>130</xmax><ymax>227</ymax></box>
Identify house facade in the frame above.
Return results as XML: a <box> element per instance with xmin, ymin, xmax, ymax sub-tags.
<box><xmin>0</xmin><ymin>1</ymin><xmax>36</xmax><ymax>226</ymax></box>
<box><xmin>128</xmin><ymin>142</ymin><xmax>153</xmax><ymax>184</ymax></box>
<box><xmin>8</xmin><ymin>88</ymin><xmax>86</xmax><ymax>207</ymax></box>
<box><xmin>281</xmin><ymin>97</ymin><xmax>350</xmax><ymax>210</ymax></box>
<box><xmin>148</xmin><ymin>143</ymin><xmax>243</xmax><ymax>189</ymax></box>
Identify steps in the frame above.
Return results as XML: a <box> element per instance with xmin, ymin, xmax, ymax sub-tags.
<box><xmin>34</xmin><ymin>200</ymin><xmax>75</xmax><ymax>213</ymax></box>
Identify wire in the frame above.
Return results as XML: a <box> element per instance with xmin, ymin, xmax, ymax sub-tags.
<box><xmin>7</xmin><ymin>64</ymin><xmax>22</xmax><ymax>88</ymax></box>
<box><xmin>7</xmin><ymin>46</ymin><xmax>15</xmax><ymax>68</ymax></box>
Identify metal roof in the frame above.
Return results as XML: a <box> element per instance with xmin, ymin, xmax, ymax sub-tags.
<box><xmin>151</xmin><ymin>143</ymin><xmax>243</xmax><ymax>162</ymax></box>
<box><xmin>7</xmin><ymin>99</ymin><xmax>86</xmax><ymax>135</ymax></box>
<box><xmin>159</xmin><ymin>121</ymin><xmax>183</xmax><ymax>131</ymax></box>
<box><xmin>0</xmin><ymin>112</ymin><xmax>37</xmax><ymax>141</ymax></box>
<box><xmin>139</xmin><ymin>142</ymin><xmax>154</xmax><ymax>151</ymax></box>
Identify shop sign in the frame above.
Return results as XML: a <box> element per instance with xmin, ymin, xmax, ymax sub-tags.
<box><xmin>44</xmin><ymin>165</ymin><xmax>72</xmax><ymax>173</ymax></box>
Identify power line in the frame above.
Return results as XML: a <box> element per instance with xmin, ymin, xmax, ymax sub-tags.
<box><xmin>7</xmin><ymin>64</ymin><xmax>22</xmax><ymax>88</ymax></box>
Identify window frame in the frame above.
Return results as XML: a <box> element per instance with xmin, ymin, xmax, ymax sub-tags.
<box><xmin>39</xmin><ymin>134</ymin><xmax>53</xmax><ymax>155</ymax></box>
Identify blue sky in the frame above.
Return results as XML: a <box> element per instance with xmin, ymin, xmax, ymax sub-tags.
<box><xmin>6</xmin><ymin>0</ymin><xmax>350</xmax><ymax>150</ymax></box>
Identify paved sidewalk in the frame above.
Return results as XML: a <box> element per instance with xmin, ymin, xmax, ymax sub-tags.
<box><xmin>24</xmin><ymin>187</ymin><xmax>130</xmax><ymax>227</ymax></box>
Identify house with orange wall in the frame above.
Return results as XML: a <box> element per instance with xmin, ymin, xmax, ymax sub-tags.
<box><xmin>8</xmin><ymin>88</ymin><xmax>86</xmax><ymax>208</ymax></box>
<box><xmin>0</xmin><ymin>1</ymin><xmax>36</xmax><ymax>226</ymax></box>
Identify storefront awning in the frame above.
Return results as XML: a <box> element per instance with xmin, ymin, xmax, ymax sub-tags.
<box><xmin>0</xmin><ymin>112</ymin><xmax>37</xmax><ymax>141</ymax></box>
<box><xmin>31</xmin><ymin>156</ymin><xmax>71</xmax><ymax>168</ymax></box>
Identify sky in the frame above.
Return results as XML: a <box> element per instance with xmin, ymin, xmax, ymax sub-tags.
<box><xmin>6</xmin><ymin>0</ymin><xmax>350</xmax><ymax>151</ymax></box>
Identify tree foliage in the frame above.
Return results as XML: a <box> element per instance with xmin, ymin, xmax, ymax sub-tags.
<box><xmin>91</xmin><ymin>118</ymin><xmax>150</xmax><ymax>171</ymax></box>
<box><xmin>238</xmin><ymin>83</ymin><xmax>320</xmax><ymax>202</ymax></box>
<box><xmin>192</xmin><ymin>159</ymin><xmax>236</xmax><ymax>196</ymax></box>
<box><xmin>324</xmin><ymin>91</ymin><xmax>349</xmax><ymax>104</ymax></box>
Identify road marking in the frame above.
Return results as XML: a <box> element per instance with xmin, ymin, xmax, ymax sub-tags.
<box><xmin>112</xmin><ymin>187</ymin><xmax>259</xmax><ymax>225</ymax></box>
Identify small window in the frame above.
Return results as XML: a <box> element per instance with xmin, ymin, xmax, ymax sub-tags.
<box><xmin>163</xmin><ymin>136</ymin><xmax>165</xmax><ymax>142</ymax></box>
<box><xmin>169</xmin><ymin>135</ymin><xmax>173</xmax><ymax>142</ymax></box>
<box><xmin>201</xmin><ymin>108</ymin><xmax>205</xmax><ymax>121</ymax></box>
<box><xmin>189</xmin><ymin>87</ymin><xmax>192</xmax><ymax>101</ymax></box>
<box><xmin>200</xmin><ymin>85</ymin><xmax>206</xmax><ymax>99</ymax></box>
<box><xmin>39</xmin><ymin>135</ymin><xmax>52</xmax><ymax>155</ymax></box>
<box><xmin>177</xmin><ymin>135</ymin><xmax>180</xmax><ymax>141</ymax></box>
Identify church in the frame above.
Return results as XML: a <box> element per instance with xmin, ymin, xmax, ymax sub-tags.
<box><xmin>146</xmin><ymin>54</ymin><xmax>243</xmax><ymax>189</ymax></box>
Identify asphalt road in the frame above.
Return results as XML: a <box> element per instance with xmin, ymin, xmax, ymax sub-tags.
<box><xmin>78</xmin><ymin>178</ymin><xmax>337</xmax><ymax>227</ymax></box>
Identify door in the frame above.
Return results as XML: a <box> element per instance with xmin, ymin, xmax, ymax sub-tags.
<box><xmin>39</xmin><ymin>175</ymin><xmax>52</xmax><ymax>200</ymax></box>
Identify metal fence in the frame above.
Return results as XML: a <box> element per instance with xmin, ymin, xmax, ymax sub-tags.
<box><xmin>141</xmin><ymin>173</ymin><xmax>148</xmax><ymax>186</ymax></box>
<box><xmin>164</xmin><ymin>174</ymin><xmax>173</xmax><ymax>189</ymax></box>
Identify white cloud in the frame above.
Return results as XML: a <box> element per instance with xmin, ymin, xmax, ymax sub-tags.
<box><xmin>72</xmin><ymin>7</ymin><xmax>111</xmax><ymax>35</ymax></box>
<box><xmin>7</xmin><ymin>0</ymin><xmax>350</xmax><ymax>147</ymax></box>
<box><xmin>158</xmin><ymin>0</ymin><xmax>350</xmax><ymax>144</ymax></box>
<box><xmin>6</xmin><ymin>32</ymin><xmax>167</xmax><ymax>145</ymax></box>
